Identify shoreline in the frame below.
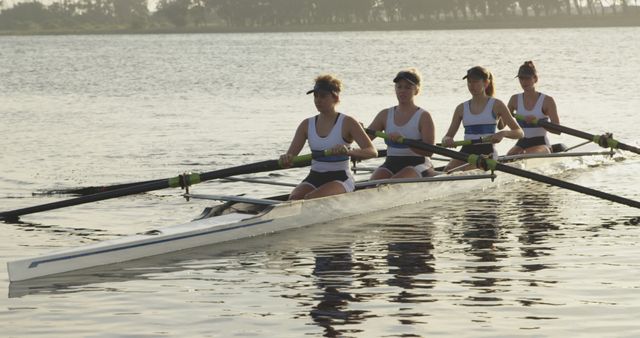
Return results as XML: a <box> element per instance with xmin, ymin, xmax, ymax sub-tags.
<box><xmin>1</xmin><ymin>14</ymin><xmax>638</xmax><ymax>36</ymax></box>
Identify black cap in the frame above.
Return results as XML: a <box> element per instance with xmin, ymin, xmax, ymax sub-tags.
<box><xmin>306</xmin><ymin>82</ymin><xmax>339</xmax><ymax>95</ymax></box>
<box><xmin>393</xmin><ymin>71</ymin><xmax>420</xmax><ymax>86</ymax></box>
<box><xmin>463</xmin><ymin>66</ymin><xmax>489</xmax><ymax>80</ymax></box>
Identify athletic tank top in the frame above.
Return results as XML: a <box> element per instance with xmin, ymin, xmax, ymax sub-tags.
<box><xmin>516</xmin><ymin>93</ymin><xmax>549</xmax><ymax>140</ymax></box>
<box><xmin>463</xmin><ymin>98</ymin><xmax>497</xmax><ymax>140</ymax></box>
<box><xmin>307</xmin><ymin>113</ymin><xmax>351</xmax><ymax>172</ymax></box>
<box><xmin>384</xmin><ymin>106</ymin><xmax>425</xmax><ymax>157</ymax></box>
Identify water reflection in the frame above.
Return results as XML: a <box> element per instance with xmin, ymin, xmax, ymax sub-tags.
<box><xmin>8</xmin><ymin>252</ymin><xmax>194</xmax><ymax>298</ymax></box>
<box><xmin>7</xmin><ymin>218</ymin><xmax>113</xmax><ymax>240</ymax></box>
<box><xmin>384</xmin><ymin>221</ymin><xmax>436</xmax><ymax>304</ymax></box>
<box><xmin>457</xmin><ymin>198</ymin><xmax>507</xmax><ymax>289</ymax></box>
<box><xmin>309</xmin><ymin>244</ymin><xmax>369</xmax><ymax>337</ymax></box>
<box><xmin>306</xmin><ymin>217</ymin><xmax>438</xmax><ymax>335</ymax></box>
<box><xmin>516</xmin><ymin>187</ymin><xmax>560</xmax><ymax>273</ymax></box>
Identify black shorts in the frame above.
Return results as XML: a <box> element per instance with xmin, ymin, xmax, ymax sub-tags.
<box><xmin>380</xmin><ymin>156</ymin><xmax>426</xmax><ymax>174</ymax></box>
<box><xmin>460</xmin><ymin>143</ymin><xmax>494</xmax><ymax>156</ymax></box>
<box><xmin>516</xmin><ymin>136</ymin><xmax>547</xmax><ymax>149</ymax></box>
<box><xmin>302</xmin><ymin>170</ymin><xmax>349</xmax><ymax>189</ymax></box>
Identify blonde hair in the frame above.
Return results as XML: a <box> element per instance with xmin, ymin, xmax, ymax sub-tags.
<box><xmin>314</xmin><ymin>74</ymin><xmax>342</xmax><ymax>97</ymax></box>
<box><xmin>485</xmin><ymin>71</ymin><xmax>495</xmax><ymax>97</ymax></box>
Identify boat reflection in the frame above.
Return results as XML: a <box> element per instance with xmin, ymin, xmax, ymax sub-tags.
<box><xmin>7</xmin><ymin>240</ymin><xmax>245</xmax><ymax>298</ymax></box>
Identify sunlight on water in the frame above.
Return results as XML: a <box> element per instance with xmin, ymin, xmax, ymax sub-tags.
<box><xmin>1</xmin><ymin>28</ymin><xmax>640</xmax><ymax>337</ymax></box>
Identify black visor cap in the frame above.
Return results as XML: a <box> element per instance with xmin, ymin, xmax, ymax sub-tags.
<box><xmin>463</xmin><ymin>67</ymin><xmax>489</xmax><ymax>81</ymax></box>
<box><xmin>393</xmin><ymin>71</ymin><xmax>419</xmax><ymax>86</ymax></box>
<box><xmin>306</xmin><ymin>82</ymin><xmax>339</xmax><ymax>95</ymax></box>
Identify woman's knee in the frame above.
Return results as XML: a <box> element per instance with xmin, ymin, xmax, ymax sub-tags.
<box><xmin>393</xmin><ymin>167</ymin><xmax>419</xmax><ymax>179</ymax></box>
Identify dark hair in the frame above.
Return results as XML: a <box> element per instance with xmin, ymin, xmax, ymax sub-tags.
<box><xmin>517</xmin><ymin>61</ymin><xmax>537</xmax><ymax>78</ymax></box>
<box><xmin>463</xmin><ymin>66</ymin><xmax>494</xmax><ymax>97</ymax></box>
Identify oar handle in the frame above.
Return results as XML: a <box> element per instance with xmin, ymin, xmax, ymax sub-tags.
<box><xmin>277</xmin><ymin>153</ymin><xmax>313</xmax><ymax>168</ymax></box>
<box><xmin>368</xmin><ymin>129</ymin><xmax>640</xmax><ymax>209</ymax></box>
<box><xmin>374</xmin><ymin>129</ymin><xmax>489</xmax><ymax>148</ymax></box>
<box><xmin>450</xmin><ymin>136</ymin><xmax>492</xmax><ymax>147</ymax></box>
<box><xmin>514</xmin><ymin>114</ymin><xmax>640</xmax><ymax>154</ymax></box>
<box><xmin>436</xmin><ymin>139</ymin><xmax>475</xmax><ymax>147</ymax></box>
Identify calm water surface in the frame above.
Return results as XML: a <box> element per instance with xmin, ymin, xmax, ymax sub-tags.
<box><xmin>1</xmin><ymin>28</ymin><xmax>639</xmax><ymax>337</ymax></box>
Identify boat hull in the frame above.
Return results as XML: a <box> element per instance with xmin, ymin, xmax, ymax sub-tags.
<box><xmin>7</xmin><ymin>152</ymin><xmax>610</xmax><ymax>281</ymax></box>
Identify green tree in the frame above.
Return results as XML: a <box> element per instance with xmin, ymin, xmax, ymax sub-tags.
<box><xmin>0</xmin><ymin>1</ymin><xmax>50</xmax><ymax>29</ymax></box>
<box><xmin>113</xmin><ymin>0</ymin><xmax>149</xmax><ymax>25</ymax></box>
<box><xmin>156</xmin><ymin>0</ymin><xmax>189</xmax><ymax>27</ymax></box>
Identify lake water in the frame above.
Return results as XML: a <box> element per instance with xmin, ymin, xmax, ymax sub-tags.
<box><xmin>1</xmin><ymin>28</ymin><xmax>639</xmax><ymax>337</ymax></box>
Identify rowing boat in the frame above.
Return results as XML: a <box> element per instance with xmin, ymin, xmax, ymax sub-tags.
<box><xmin>6</xmin><ymin>145</ymin><xmax>617</xmax><ymax>282</ymax></box>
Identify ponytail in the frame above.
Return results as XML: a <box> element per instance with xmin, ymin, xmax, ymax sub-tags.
<box><xmin>485</xmin><ymin>72</ymin><xmax>495</xmax><ymax>97</ymax></box>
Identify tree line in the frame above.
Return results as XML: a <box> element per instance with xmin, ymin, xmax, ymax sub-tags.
<box><xmin>0</xmin><ymin>0</ymin><xmax>638</xmax><ymax>32</ymax></box>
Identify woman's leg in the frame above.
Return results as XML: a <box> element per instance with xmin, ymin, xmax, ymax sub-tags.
<box><xmin>523</xmin><ymin>145</ymin><xmax>551</xmax><ymax>154</ymax></box>
<box><xmin>444</xmin><ymin>159</ymin><xmax>468</xmax><ymax>172</ymax></box>
<box><xmin>392</xmin><ymin>166</ymin><xmax>420</xmax><ymax>179</ymax></box>
<box><xmin>303</xmin><ymin>181</ymin><xmax>346</xmax><ymax>199</ymax></box>
<box><xmin>288</xmin><ymin>183</ymin><xmax>315</xmax><ymax>200</ymax></box>
<box><xmin>507</xmin><ymin>146</ymin><xmax>524</xmax><ymax>156</ymax></box>
<box><xmin>370</xmin><ymin>167</ymin><xmax>393</xmax><ymax>180</ymax></box>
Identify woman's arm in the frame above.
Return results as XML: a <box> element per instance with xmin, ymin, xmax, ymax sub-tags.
<box><xmin>543</xmin><ymin>95</ymin><xmax>561</xmax><ymax>135</ymax></box>
<box><xmin>280</xmin><ymin>120</ymin><xmax>308</xmax><ymax>167</ymax></box>
<box><xmin>498</xmin><ymin>94</ymin><xmax>518</xmax><ymax>130</ymax></box>
<box><xmin>441</xmin><ymin>104</ymin><xmax>463</xmax><ymax>147</ymax></box>
<box><xmin>410</xmin><ymin>111</ymin><xmax>434</xmax><ymax>156</ymax></box>
<box><xmin>366</xmin><ymin>109</ymin><xmax>388</xmax><ymax>141</ymax></box>
<box><xmin>491</xmin><ymin>100</ymin><xmax>524</xmax><ymax>143</ymax></box>
<box><xmin>341</xmin><ymin>115</ymin><xmax>377</xmax><ymax>159</ymax></box>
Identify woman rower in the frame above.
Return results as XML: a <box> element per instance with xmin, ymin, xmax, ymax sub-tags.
<box><xmin>506</xmin><ymin>61</ymin><xmax>560</xmax><ymax>155</ymax></box>
<box><xmin>441</xmin><ymin>66</ymin><xmax>523</xmax><ymax>171</ymax></box>
<box><xmin>280</xmin><ymin>74</ymin><xmax>377</xmax><ymax>200</ymax></box>
<box><xmin>367</xmin><ymin>68</ymin><xmax>436</xmax><ymax>179</ymax></box>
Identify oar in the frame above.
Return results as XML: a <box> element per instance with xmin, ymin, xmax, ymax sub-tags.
<box><xmin>366</xmin><ymin>129</ymin><xmax>640</xmax><ymax>209</ymax></box>
<box><xmin>0</xmin><ymin>154</ymin><xmax>315</xmax><ymax>221</ymax></box>
<box><xmin>514</xmin><ymin>114</ymin><xmax>640</xmax><ymax>154</ymax></box>
<box><xmin>42</xmin><ymin>149</ymin><xmax>389</xmax><ymax>196</ymax></box>
<box><xmin>36</xmin><ymin>180</ymin><xmax>160</xmax><ymax>196</ymax></box>
<box><xmin>436</xmin><ymin>136</ymin><xmax>492</xmax><ymax>147</ymax></box>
